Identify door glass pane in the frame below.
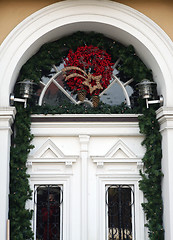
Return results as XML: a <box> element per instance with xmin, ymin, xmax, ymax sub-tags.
<box><xmin>35</xmin><ymin>185</ymin><xmax>63</xmax><ymax>240</ymax></box>
<box><xmin>106</xmin><ymin>185</ymin><xmax>134</xmax><ymax>240</ymax></box>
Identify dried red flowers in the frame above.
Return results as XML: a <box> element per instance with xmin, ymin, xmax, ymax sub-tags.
<box><xmin>63</xmin><ymin>45</ymin><xmax>113</xmax><ymax>96</ymax></box>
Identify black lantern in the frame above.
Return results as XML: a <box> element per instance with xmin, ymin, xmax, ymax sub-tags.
<box><xmin>136</xmin><ymin>79</ymin><xmax>163</xmax><ymax>108</ymax></box>
<box><xmin>18</xmin><ymin>79</ymin><xmax>36</xmax><ymax>99</ymax></box>
<box><xmin>137</xmin><ymin>79</ymin><xmax>157</xmax><ymax>99</ymax></box>
<box><xmin>10</xmin><ymin>79</ymin><xmax>37</xmax><ymax>108</ymax></box>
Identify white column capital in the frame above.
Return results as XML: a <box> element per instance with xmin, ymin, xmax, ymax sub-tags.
<box><xmin>156</xmin><ymin>107</ymin><xmax>173</xmax><ymax>131</ymax></box>
<box><xmin>79</xmin><ymin>135</ymin><xmax>90</xmax><ymax>152</ymax></box>
<box><xmin>0</xmin><ymin>107</ymin><xmax>16</xmax><ymax>130</ymax></box>
<box><xmin>79</xmin><ymin>135</ymin><xmax>90</xmax><ymax>142</ymax></box>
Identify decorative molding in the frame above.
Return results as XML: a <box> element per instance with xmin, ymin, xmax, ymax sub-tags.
<box><xmin>26</xmin><ymin>161</ymin><xmax>32</xmax><ymax>167</ymax></box>
<box><xmin>31</xmin><ymin>114</ymin><xmax>140</xmax><ymax>122</ymax></box>
<box><xmin>79</xmin><ymin>135</ymin><xmax>90</xmax><ymax>152</ymax></box>
<box><xmin>137</xmin><ymin>161</ymin><xmax>144</xmax><ymax>171</ymax></box>
<box><xmin>91</xmin><ymin>139</ymin><xmax>143</xmax><ymax>168</ymax></box>
<box><xmin>104</xmin><ymin>139</ymin><xmax>137</xmax><ymax>158</ymax></box>
<box><xmin>0</xmin><ymin>107</ymin><xmax>16</xmax><ymax>134</ymax></box>
<box><xmin>156</xmin><ymin>107</ymin><xmax>173</xmax><ymax>131</ymax></box>
<box><xmin>33</xmin><ymin>138</ymin><xmax>65</xmax><ymax>158</ymax></box>
<box><xmin>93</xmin><ymin>158</ymin><xmax>143</xmax><ymax>168</ymax></box>
<box><xmin>27</xmin><ymin>138</ymin><xmax>78</xmax><ymax>167</ymax></box>
<box><xmin>96</xmin><ymin>161</ymin><xmax>104</xmax><ymax>168</ymax></box>
<box><xmin>0</xmin><ymin>107</ymin><xmax>16</xmax><ymax>126</ymax></box>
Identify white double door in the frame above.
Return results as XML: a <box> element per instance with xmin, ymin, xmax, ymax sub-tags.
<box><xmin>30</xmin><ymin>134</ymin><xmax>145</xmax><ymax>240</ymax></box>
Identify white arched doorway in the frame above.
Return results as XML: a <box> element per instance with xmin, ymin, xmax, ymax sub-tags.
<box><xmin>1</xmin><ymin>1</ymin><xmax>173</xmax><ymax>239</ymax></box>
<box><xmin>1</xmin><ymin>0</ymin><xmax>173</xmax><ymax>107</ymax></box>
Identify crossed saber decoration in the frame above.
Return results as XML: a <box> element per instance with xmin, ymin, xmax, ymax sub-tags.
<box><xmin>62</xmin><ymin>66</ymin><xmax>103</xmax><ymax>94</ymax></box>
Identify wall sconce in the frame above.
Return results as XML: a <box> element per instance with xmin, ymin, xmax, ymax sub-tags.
<box><xmin>136</xmin><ymin>79</ymin><xmax>163</xmax><ymax>108</ymax></box>
<box><xmin>10</xmin><ymin>79</ymin><xmax>37</xmax><ymax>108</ymax></box>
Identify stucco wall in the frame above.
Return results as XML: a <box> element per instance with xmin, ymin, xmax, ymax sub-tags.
<box><xmin>0</xmin><ymin>0</ymin><xmax>173</xmax><ymax>44</ymax></box>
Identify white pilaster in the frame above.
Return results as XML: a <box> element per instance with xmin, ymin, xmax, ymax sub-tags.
<box><xmin>79</xmin><ymin>135</ymin><xmax>90</xmax><ymax>240</ymax></box>
<box><xmin>0</xmin><ymin>107</ymin><xmax>16</xmax><ymax>240</ymax></box>
<box><xmin>157</xmin><ymin>107</ymin><xmax>173</xmax><ymax>240</ymax></box>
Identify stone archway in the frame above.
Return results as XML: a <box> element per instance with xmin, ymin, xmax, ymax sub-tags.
<box><xmin>1</xmin><ymin>0</ymin><xmax>173</xmax><ymax>107</ymax></box>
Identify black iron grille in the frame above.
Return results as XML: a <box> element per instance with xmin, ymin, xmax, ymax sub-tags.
<box><xmin>35</xmin><ymin>185</ymin><xmax>63</xmax><ymax>240</ymax></box>
<box><xmin>106</xmin><ymin>185</ymin><xmax>134</xmax><ymax>240</ymax></box>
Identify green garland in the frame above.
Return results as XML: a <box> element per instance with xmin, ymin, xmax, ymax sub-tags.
<box><xmin>9</xmin><ymin>105</ymin><xmax>34</xmax><ymax>240</ymax></box>
<box><xmin>16</xmin><ymin>31</ymin><xmax>152</xmax><ymax>88</ymax></box>
<box><xmin>138</xmin><ymin>107</ymin><xmax>164</xmax><ymax>240</ymax></box>
<box><xmin>31</xmin><ymin>101</ymin><xmax>135</xmax><ymax>115</ymax></box>
<box><xmin>10</xmin><ymin>31</ymin><xmax>164</xmax><ymax>239</ymax></box>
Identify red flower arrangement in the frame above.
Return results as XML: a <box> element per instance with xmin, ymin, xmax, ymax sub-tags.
<box><xmin>63</xmin><ymin>45</ymin><xmax>114</xmax><ymax>96</ymax></box>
